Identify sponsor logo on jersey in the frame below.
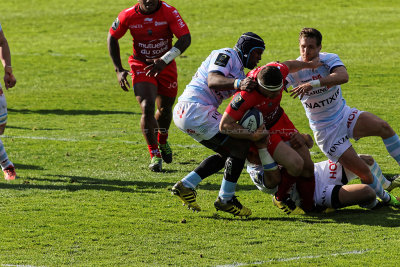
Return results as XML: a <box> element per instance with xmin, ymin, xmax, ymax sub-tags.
<box><xmin>155</xmin><ymin>21</ymin><xmax>167</xmax><ymax>26</ymax></box>
<box><xmin>144</xmin><ymin>18</ymin><xmax>153</xmax><ymax>22</ymax></box>
<box><xmin>138</xmin><ymin>39</ymin><xmax>168</xmax><ymax>49</ymax></box>
<box><xmin>111</xmin><ymin>18</ymin><xmax>120</xmax><ymax>30</ymax></box>
<box><xmin>230</xmin><ymin>94</ymin><xmax>244</xmax><ymax>110</ymax></box>
<box><xmin>129</xmin><ymin>24</ymin><xmax>143</xmax><ymax>29</ymax></box>
<box><xmin>214</xmin><ymin>53</ymin><xmax>230</xmax><ymax>67</ymax></box>
<box><xmin>304</xmin><ymin>88</ymin><xmax>340</xmax><ymax>109</ymax></box>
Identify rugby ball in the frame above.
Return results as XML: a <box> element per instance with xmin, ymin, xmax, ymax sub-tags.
<box><xmin>239</xmin><ymin>108</ymin><xmax>263</xmax><ymax>132</ymax></box>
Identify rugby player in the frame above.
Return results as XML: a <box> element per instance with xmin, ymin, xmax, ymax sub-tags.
<box><xmin>108</xmin><ymin>0</ymin><xmax>191</xmax><ymax>172</ymax></box>
<box><xmin>172</xmin><ymin>33</ymin><xmax>267</xmax><ymax>217</ymax></box>
<box><xmin>0</xmin><ymin>22</ymin><xmax>17</xmax><ymax>180</ymax></box>
<box><xmin>287</xmin><ymin>28</ymin><xmax>400</xmax><ymax>206</ymax></box>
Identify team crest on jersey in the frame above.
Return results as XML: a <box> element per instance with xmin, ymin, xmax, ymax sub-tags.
<box><xmin>214</xmin><ymin>53</ymin><xmax>230</xmax><ymax>67</ymax></box>
<box><xmin>112</xmin><ymin>18</ymin><xmax>120</xmax><ymax>30</ymax></box>
<box><xmin>230</xmin><ymin>94</ymin><xmax>245</xmax><ymax>110</ymax></box>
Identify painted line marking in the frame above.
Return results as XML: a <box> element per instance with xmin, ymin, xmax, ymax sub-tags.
<box><xmin>216</xmin><ymin>249</ymin><xmax>370</xmax><ymax>267</ymax></box>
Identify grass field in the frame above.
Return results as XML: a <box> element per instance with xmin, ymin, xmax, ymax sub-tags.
<box><xmin>1</xmin><ymin>0</ymin><xmax>400</xmax><ymax>266</ymax></box>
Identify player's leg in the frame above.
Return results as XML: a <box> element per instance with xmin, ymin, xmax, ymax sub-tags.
<box><xmin>0</xmin><ymin>94</ymin><xmax>15</xmax><ymax>180</ymax></box>
<box><xmin>353</xmin><ymin>111</ymin><xmax>400</xmax><ymax>166</ymax></box>
<box><xmin>155</xmin><ymin>94</ymin><xmax>175</xmax><ymax>164</ymax></box>
<box><xmin>172</xmin><ymin>153</ymin><xmax>226</xmax><ymax>211</ymax></box>
<box><xmin>155</xmin><ymin>63</ymin><xmax>178</xmax><ymax>164</ymax></box>
<box><xmin>338</xmin><ymin>184</ymin><xmax>376</xmax><ymax>207</ymax></box>
<box><xmin>338</xmin><ymin>146</ymin><xmax>399</xmax><ymax>206</ymax></box>
<box><xmin>134</xmin><ymin>82</ymin><xmax>161</xmax><ymax>172</ymax></box>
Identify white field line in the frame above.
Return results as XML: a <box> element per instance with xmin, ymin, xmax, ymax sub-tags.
<box><xmin>2</xmin><ymin>135</ymin><xmax>203</xmax><ymax>148</ymax></box>
<box><xmin>216</xmin><ymin>249</ymin><xmax>371</xmax><ymax>267</ymax></box>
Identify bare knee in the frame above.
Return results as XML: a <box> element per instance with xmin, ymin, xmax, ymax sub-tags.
<box><xmin>141</xmin><ymin>100</ymin><xmax>155</xmax><ymax>118</ymax></box>
<box><xmin>286</xmin><ymin>157</ymin><xmax>304</xmax><ymax>177</ymax></box>
<box><xmin>379</xmin><ymin>120</ymin><xmax>395</xmax><ymax>139</ymax></box>
<box><xmin>0</xmin><ymin>124</ymin><xmax>5</xmax><ymax>135</ymax></box>
<box><xmin>360</xmin><ymin>185</ymin><xmax>376</xmax><ymax>203</ymax></box>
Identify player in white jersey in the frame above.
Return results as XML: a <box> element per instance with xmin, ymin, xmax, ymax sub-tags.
<box><xmin>0</xmin><ymin>22</ymin><xmax>17</xmax><ymax>180</ymax></box>
<box><xmin>248</xmin><ymin>148</ymin><xmax>400</xmax><ymax>213</ymax></box>
<box><xmin>172</xmin><ymin>32</ymin><xmax>268</xmax><ymax>217</ymax></box>
<box><xmin>286</xmin><ymin>28</ymin><xmax>400</xmax><ymax>207</ymax></box>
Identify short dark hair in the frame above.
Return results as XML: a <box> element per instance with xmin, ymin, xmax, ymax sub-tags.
<box><xmin>257</xmin><ymin>66</ymin><xmax>282</xmax><ymax>87</ymax></box>
<box><xmin>299</xmin><ymin>28</ymin><xmax>322</xmax><ymax>46</ymax></box>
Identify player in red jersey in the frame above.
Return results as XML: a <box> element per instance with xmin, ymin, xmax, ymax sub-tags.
<box><xmin>221</xmin><ymin>60</ymin><xmax>321</xmax><ymax>212</ymax></box>
<box><xmin>107</xmin><ymin>0</ymin><xmax>191</xmax><ymax>172</ymax></box>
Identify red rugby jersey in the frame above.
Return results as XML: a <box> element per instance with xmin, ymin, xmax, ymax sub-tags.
<box><xmin>109</xmin><ymin>1</ymin><xmax>190</xmax><ymax>60</ymax></box>
<box><xmin>226</xmin><ymin>62</ymin><xmax>289</xmax><ymax>124</ymax></box>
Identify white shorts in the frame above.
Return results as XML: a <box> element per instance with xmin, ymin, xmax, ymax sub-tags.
<box><xmin>0</xmin><ymin>90</ymin><xmax>8</xmax><ymax>125</ymax></box>
<box><xmin>314</xmin><ymin>106</ymin><xmax>363</xmax><ymax>162</ymax></box>
<box><xmin>173</xmin><ymin>101</ymin><xmax>221</xmax><ymax>142</ymax></box>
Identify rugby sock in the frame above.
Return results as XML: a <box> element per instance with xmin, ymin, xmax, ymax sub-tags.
<box><xmin>181</xmin><ymin>172</ymin><xmax>202</xmax><ymax>189</ymax></box>
<box><xmin>296</xmin><ymin>176</ymin><xmax>316</xmax><ymax>212</ymax></box>
<box><xmin>383</xmin><ymin>134</ymin><xmax>400</xmax><ymax>166</ymax></box>
<box><xmin>194</xmin><ymin>154</ymin><xmax>226</xmax><ymax>178</ymax></box>
<box><xmin>0</xmin><ymin>138</ymin><xmax>11</xmax><ymax>169</ymax></box>
<box><xmin>275</xmin><ymin>168</ymin><xmax>297</xmax><ymax>201</ymax></box>
<box><xmin>369</xmin><ymin>160</ymin><xmax>391</xmax><ymax>189</ymax></box>
<box><xmin>157</xmin><ymin>132</ymin><xmax>168</xmax><ymax>145</ymax></box>
<box><xmin>147</xmin><ymin>144</ymin><xmax>161</xmax><ymax>159</ymax></box>
<box><xmin>218</xmin><ymin>179</ymin><xmax>236</xmax><ymax>203</ymax></box>
<box><xmin>218</xmin><ymin>157</ymin><xmax>245</xmax><ymax>203</ymax></box>
<box><xmin>364</xmin><ymin>172</ymin><xmax>390</xmax><ymax>203</ymax></box>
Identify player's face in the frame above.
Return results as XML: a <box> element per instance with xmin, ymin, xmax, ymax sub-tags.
<box><xmin>258</xmin><ymin>88</ymin><xmax>281</xmax><ymax>99</ymax></box>
<box><xmin>247</xmin><ymin>48</ymin><xmax>264</xmax><ymax>69</ymax></box>
<box><xmin>299</xmin><ymin>37</ymin><xmax>321</xmax><ymax>62</ymax></box>
<box><xmin>138</xmin><ymin>0</ymin><xmax>160</xmax><ymax>14</ymax></box>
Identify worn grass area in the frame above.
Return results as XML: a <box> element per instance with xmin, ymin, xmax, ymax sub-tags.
<box><xmin>0</xmin><ymin>0</ymin><xmax>399</xmax><ymax>266</ymax></box>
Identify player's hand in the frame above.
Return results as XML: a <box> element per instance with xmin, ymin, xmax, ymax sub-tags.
<box><xmin>289</xmin><ymin>82</ymin><xmax>312</xmax><ymax>100</ymax></box>
<box><xmin>251</xmin><ymin>124</ymin><xmax>269</xmax><ymax>142</ymax></box>
<box><xmin>4</xmin><ymin>72</ymin><xmax>16</xmax><ymax>89</ymax></box>
<box><xmin>289</xmin><ymin>132</ymin><xmax>306</xmax><ymax>149</ymax></box>
<box><xmin>144</xmin><ymin>58</ymin><xmax>167</xmax><ymax>77</ymax></box>
<box><xmin>239</xmin><ymin>77</ymin><xmax>258</xmax><ymax>92</ymax></box>
<box><xmin>116</xmin><ymin>69</ymin><xmax>131</xmax><ymax>92</ymax></box>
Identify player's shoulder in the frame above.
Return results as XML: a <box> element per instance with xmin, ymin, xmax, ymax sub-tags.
<box><xmin>211</xmin><ymin>48</ymin><xmax>238</xmax><ymax>66</ymax></box>
<box><xmin>319</xmin><ymin>52</ymin><xmax>341</xmax><ymax>61</ymax></box>
<box><xmin>119</xmin><ymin>4</ymin><xmax>140</xmax><ymax>19</ymax></box>
<box><xmin>160</xmin><ymin>1</ymin><xmax>179</xmax><ymax>14</ymax></box>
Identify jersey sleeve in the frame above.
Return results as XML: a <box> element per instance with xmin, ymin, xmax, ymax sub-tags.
<box><xmin>109</xmin><ymin>9</ymin><xmax>130</xmax><ymax>39</ymax></box>
<box><xmin>225</xmin><ymin>91</ymin><xmax>255</xmax><ymax>122</ymax></box>
<box><xmin>322</xmin><ymin>53</ymin><xmax>345</xmax><ymax>73</ymax></box>
<box><xmin>207</xmin><ymin>50</ymin><xmax>236</xmax><ymax>77</ymax></box>
<box><xmin>163</xmin><ymin>3</ymin><xmax>190</xmax><ymax>38</ymax></box>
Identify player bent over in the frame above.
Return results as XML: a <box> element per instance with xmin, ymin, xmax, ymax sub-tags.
<box><xmin>108</xmin><ymin>0</ymin><xmax>191</xmax><ymax>172</ymax></box>
<box><xmin>172</xmin><ymin>33</ymin><xmax>267</xmax><ymax>217</ymax></box>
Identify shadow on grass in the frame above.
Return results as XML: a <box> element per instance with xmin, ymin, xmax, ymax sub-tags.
<box><xmin>202</xmin><ymin>207</ymin><xmax>400</xmax><ymax>227</ymax></box>
<box><xmin>8</xmin><ymin>108</ymin><xmax>139</xmax><ymax>116</ymax></box>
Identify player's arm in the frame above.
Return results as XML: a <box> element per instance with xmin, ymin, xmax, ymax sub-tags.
<box><xmin>219</xmin><ymin>111</ymin><xmax>268</xmax><ymax>141</ymax></box>
<box><xmin>0</xmin><ymin>29</ymin><xmax>16</xmax><ymax>89</ymax></box>
<box><xmin>282</xmin><ymin>58</ymin><xmax>322</xmax><ymax>73</ymax></box>
<box><xmin>290</xmin><ymin>65</ymin><xmax>349</xmax><ymax>99</ymax></box>
<box><xmin>107</xmin><ymin>32</ymin><xmax>130</xmax><ymax>92</ymax></box>
<box><xmin>208</xmin><ymin>72</ymin><xmax>257</xmax><ymax>92</ymax></box>
<box><xmin>145</xmin><ymin>33</ymin><xmax>191</xmax><ymax>77</ymax></box>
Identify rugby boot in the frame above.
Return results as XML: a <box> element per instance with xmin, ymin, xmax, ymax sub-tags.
<box><xmin>272</xmin><ymin>195</ymin><xmax>305</xmax><ymax>215</ymax></box>
<box><xmin>385</xmin><ymin>192</ymin><xmax>400</xmax><ymax>207</ymax></box>
<box><xmin>148</xmin><ymin>157</ymin><xmax>162</xmax><ymax>172</ymax></box>
<box><xmin>386</xmin><ymin>175</ymin><xmax>400</xmax><ymax>192</ymax></box>
<box><xmin>171</xmin><ymin>181</ymin><xmax>201</xmax><ymax>211</ymax></box>
<box><xmin>159</xmin><ymin>142</ymin><xmax>172</xmax><ymax>164</ymax></box>
<box><xmin>214</xmin><ymin>196</ymin><xmax>252</xmax><ymax>217</ymax></box>
<box><xmin>3</xmin><ymin>165</ymin><xmax>16</xmax><ymax>180</ymax></box>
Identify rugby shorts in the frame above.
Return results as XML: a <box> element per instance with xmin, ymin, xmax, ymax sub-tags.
<box><xmin>128</xmin><ymin>56</ymin><xmax>178</xmax><ymax>98</ymax></box>
<box><xmin>314</xmin><ymin>106</ymin><xmax>363</xmax><ymax>162</ymax></box>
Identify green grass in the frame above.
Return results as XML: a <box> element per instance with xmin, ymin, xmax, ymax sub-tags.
<box><xmin>0</xmin><ymin>0</ymin><xmax>400</xmax><ymax>265</ymax></box>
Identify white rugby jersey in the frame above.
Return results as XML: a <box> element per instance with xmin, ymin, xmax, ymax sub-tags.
<box><xmin>178</xmin><ymin>48</ymin><xmax>245</xmax><ymax>108</ymax></box>
<box><xmin>286</xmin><ymin>52</ymin><xmax>346</xmax><ymax>131</ymax></box>
<box><xmin>314</xmin><ymin>159</ymin><xmax>357</xmax><ymax>186</ymax></box>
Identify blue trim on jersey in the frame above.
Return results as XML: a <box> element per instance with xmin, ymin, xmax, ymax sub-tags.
<box><xmin>263</xmin><ymin>162</ymin><xmax>278</xmax><ymax>170</ymax></box>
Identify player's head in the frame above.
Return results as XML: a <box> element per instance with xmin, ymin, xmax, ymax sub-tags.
<box><xmin>235</xmin><ymin>32</ymin><xmax>265</xmax><ymax>69</ymax></box>
<box><xmin>256</xmin><ymin>66</ymin><xmax>282</xmax><ymax>98</ymax></box>
<box><xmin>138</xmin><ymin>0</ymin><xmax>161</xmax><ymax>14</ymax></box>
<box><xmin>299</xmin><ymin>28</ymin><xmax>322</xmax><ymax>62</ymax></box>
